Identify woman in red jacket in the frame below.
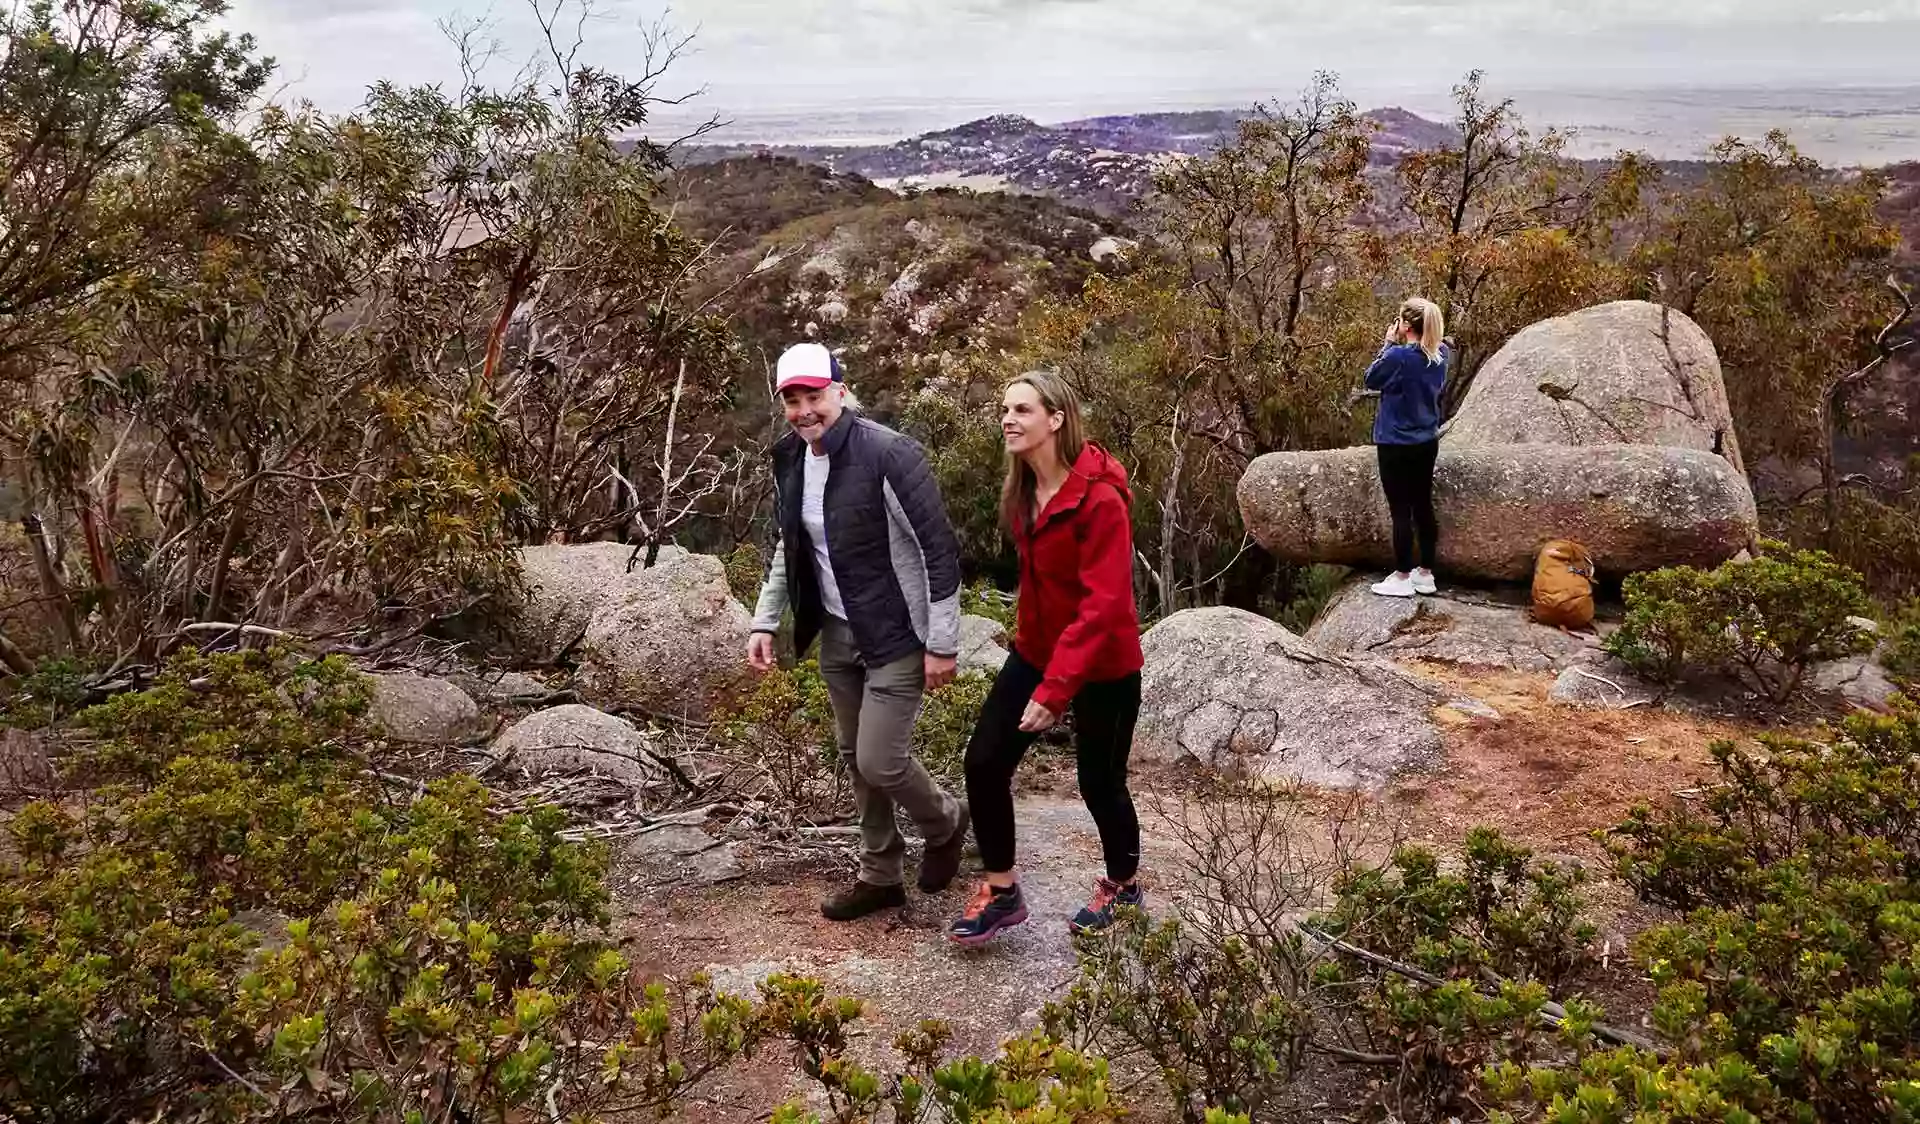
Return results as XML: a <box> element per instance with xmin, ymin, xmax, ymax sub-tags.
<box><xmin>949</xmin><ymin>370</ymin><xmax>1146</xmax><ymax>946</ymax></box>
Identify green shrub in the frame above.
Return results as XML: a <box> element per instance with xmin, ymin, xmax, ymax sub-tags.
<box><xmin>0</xmin><ymin>657</ymin><xmax>96</xmax><ymax>730</ymax></box>
<box><xmin>1491</xmin><ymin>705</ymin><xmax>1920</xmax><ymax>1122</ymax></box>
<box><xmin>725</xmin><ymin>539</ymin><xmax>768</xmax><ymax>606</ymax></box>
<box><xmin>915</xmin><ymin>670</ymin><xmax>994</xmax><ymax>783</ymax></box>
<box><xmin>1885</xmin><ymin>598</ymin><xmax>1920</xmax><ymax>687</ymax></box>
<box><xmin>1314</xmin><ymin>829</ymin><xmax>1601</xmax><ymax>1121</ymax></box>
<box><xmin>1322</xmin><ymin>828</ymin><xmax>1597</xmax><ymax>990</ymax></box>
<box><xmin>963</xmin><ymin>578</ymin><xmax>1017</xmax><ymax>630</ymax></box>
<box><xmin>1044</xmin><ymin>913</ymin><xmax>1315</xmax><ymax>1123</ymax></box>
<box><xmin>1607</xmin><ymin>565</ymin><xmax>1730</xmax><ymax>687</ymax></box>
<box><xmin>0</xmin><ymin>647</ymin><xmax>1183</xmax><ymax>1123</ymax></box>
<box><xmin>1607</xmin><ymin>544</ymin><xmax>1876</xmax><ymax>703</ymax></box>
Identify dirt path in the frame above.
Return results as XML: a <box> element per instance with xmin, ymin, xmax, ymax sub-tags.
<box><xmin>616</xmin><ymin>664</ymin><xmax>1759</xmax><ymax>1119</ymax></box>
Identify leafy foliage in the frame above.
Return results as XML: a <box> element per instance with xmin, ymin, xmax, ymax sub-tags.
<box><xmin>1046</xmin><ymin>913</ymin><xmax>1316</xmax><ymax>1123</ymax></box>
<box><xmin>1883</xmin><ymin>598</ymin><xmax>1920</xmax><ymax>688</ymax></box>
<box><xmin>1488</xmin><ymin>706</ymin><xmax>1920</xmax><ymax>1123</ymax></box>
<box><xmin>1607</xmin><ymin>544</ymin><xmax>1877</xmax><ymax>703</ymax></box>
<box><xmin>0</xmin><ymin>648</ymin><xmax>1188</xmax><ymax>1123</ymax></box>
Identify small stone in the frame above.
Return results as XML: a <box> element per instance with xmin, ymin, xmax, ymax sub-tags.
<box><xmin>367</xmin><ymin>673</ymin><xmax>485</xmax><ymax>744</ymax></box>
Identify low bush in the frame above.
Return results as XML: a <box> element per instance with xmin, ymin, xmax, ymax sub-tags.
<box><xmin>1885</xmin><ymin>597</ymin><xmax>1920</xmax><ymax>687</ymax></box>
<box><xmin>1045</xmin><ymin>913</ymin><xmax>1316</xmax><ymax>1123</ymax></box>
<box><xmin>963</xmin><ymin>578</ymin><xmax>1018</xmax><ymax>631</ymax></box>
<box><xmin>1492</xmin><ymin>705</ymin><xmax>1920</xmax><ymax>1122</ymax></box>
<box><xmin>0</xmin><ymin>647</ymin><xmax>1208</xmax><ymax>1123</ymax></box>
<box><xmin>1607</xmin><ymin>543</ymin><xmax>1876</xmax><ymax>704</ymax></box>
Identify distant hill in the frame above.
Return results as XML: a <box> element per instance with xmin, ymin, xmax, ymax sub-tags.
<box><xmin>673</xmin><ymin>107</ymin><xmax>1462</xmax><ymax>215</ymax></box>
<box><xmin>662</xmin><ymin>155</ymin><xmax>1127</xmax><ymax>412</ymax></box>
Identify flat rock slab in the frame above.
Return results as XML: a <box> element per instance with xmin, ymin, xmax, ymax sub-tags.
<box><xmin>620</xmin><ymin>823</ymin><xmax>745</xmax><ymax>886</ymax></box>
<box><xmin>956</xmin><ymin>614</ymin><xmax>1010</xmax><ymax>676</ymax></box>
<box><xmin>1238</xmin><ymin>443</ymin><xmax>1757</xmax><ymax>582</ymax></box>
<box><xmin>1307</xmin><ymin>579</ymin><xmax>1605</xmax><ymax>673</ymax></box>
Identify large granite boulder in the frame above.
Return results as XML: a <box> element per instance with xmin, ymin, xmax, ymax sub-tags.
<box><xmin>1448</xmin><ymin>301</ymin><xmax>1744</xmax><ymax>473</ymax></box>
<box><xmin>515</xmin><ymin>542</ymin><xmax>683</xmax><ymax>663</ymax></box>
<box><xmin>1135</xmin><ymin>607</ymin><xmax>1446</xmax><ymax>790</ymax></box>
<box><xmin>1306</xmin><ymin>580</ymin><xmax>1604</xmax><ymax>673</ymax></box>
<box><xmin>575</xmin><ymin>551</ymin><xmax>754</xmax><ymax>721</ymax></box>
<box><xmin>1239</xmin><ymin>443</ymin><xmax>1757</xmax><ymax>582</ymax></box>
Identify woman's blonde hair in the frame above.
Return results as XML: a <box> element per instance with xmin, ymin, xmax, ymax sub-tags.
<box><xmin>1000</xmin><ymin>370</ymin><xmax>1086</xmax><ymax>534</ymax></box>
<box><xmin>1399</xmin><ymin>297</ymin><xmax>1446</xmax><ymax>365</ymax></box>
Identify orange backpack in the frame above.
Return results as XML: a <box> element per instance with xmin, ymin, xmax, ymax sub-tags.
<box><xmin>1531</xmin><ymin>540</ymin><xmax>1596</xmax><ymax>630</ymax></box>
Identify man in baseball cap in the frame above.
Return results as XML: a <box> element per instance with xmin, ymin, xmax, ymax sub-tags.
<box><xmin>746</xmin><ymin>343</ymin><xmax>971</xmax><ymax>921</ymax></box>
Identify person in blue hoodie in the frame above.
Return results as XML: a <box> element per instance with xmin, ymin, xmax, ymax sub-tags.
<box><xmin>1362</xmin><ymin>297</ymin><xmax>1448</xmax><ymax>598</ymax></box>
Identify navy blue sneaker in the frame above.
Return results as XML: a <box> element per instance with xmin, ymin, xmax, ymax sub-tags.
<box><xmin>1069</xmin><ymin>877</ymin><xmax>1144</xmax><ymax>934</ymax></box>
<box><xmin>948</xmin><ymin>882</ymin><xmax>1028</xmax><ymax>947</ymax></box>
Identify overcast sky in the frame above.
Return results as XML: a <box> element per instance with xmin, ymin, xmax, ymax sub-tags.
<box><xmin>226</xmin><ymin>0</ymin><xmax>1920</xmax><ymax>125</ymax></box>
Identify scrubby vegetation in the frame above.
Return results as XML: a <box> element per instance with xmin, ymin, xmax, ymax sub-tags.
<box><xmin>0</xmin><ymin>647</ymin><xmax>1239</xmax><ymax>1123</ymax></box>
<box><xmin>1039</xmin><ymin>700</ymin><xmax>1920</xmax><ymax>1124</ymax></box>
<box><xmin>1607</xmin><ymin>543</ymin><xmax>1878</xmax><ymax>703</ymax></box>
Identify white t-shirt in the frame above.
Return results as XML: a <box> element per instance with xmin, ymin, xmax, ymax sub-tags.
<box><xmin>800</xmin><ymin>447</ymin><xmax>846</xmax><ymax>619</ymax></box>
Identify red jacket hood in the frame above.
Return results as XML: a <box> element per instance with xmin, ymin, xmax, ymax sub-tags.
<box><xmin>1073</xmin><ymin>443</ymin><xmax>1131</xmax><ymax>504</ymax></box>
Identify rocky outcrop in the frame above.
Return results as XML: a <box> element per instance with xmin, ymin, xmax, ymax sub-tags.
<box><xmin>1448</xmin><ymin>301</ymin><xmax>1744</xmax><ymax>473</ymax></box>
<box><xmin>366</xmin><ymin>672</ymin><xmax>485</xmax><ymax>744</ymax></box>
<box><xmin>505</xmin><ymin>544</ymin><xmax>752</xmax><ymax>721</ymax></box>
<box><xmin>493</xmin><ymin>704</ymin><xmax>661</xmax><ymax>787</ymax></box>
<box><xmin>576</xmin><ymin>551</ymin><xmax>754</xmax><ymax>721</ymax></box>
<box><xmin>957</xmin><ymin>614</ymin><xmax>1011</xmax><ymax>676</ymax></box>
<box><xmin>1809</xmin><ymin>657</ymin><xmax>1901</xmax><ymax>714</ymax></box>
<box><xmin>1237</xmin><ymin>300</ymin><xmax>1757</xmax><ymax>582</ymax></box>
<box><xmin>515</xmin><ymin>542</ymin><xmax>679</xmax><ymax>663</ymax></box>
<box><xmin>1239</xmin><ymin>444</ymin><xmax>1757</xmax><ymax>581</ymax></box>
<box><xmin>1135</xmin><ymin>607</ymin><xmax>1446</xmax><ymax>789</ymax></box>
<box><xmin>1307</xmin><ymin>580</ymin><xmax>1604</xmax><ymax>673</ymax></box>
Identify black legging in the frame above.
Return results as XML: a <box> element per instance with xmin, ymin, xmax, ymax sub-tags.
<box><xmin>1377</xmin><ymin>439</ymin><xmax>1440</xmax><ymax>573</ymax></box>
<box><xmin>964</xmin><ymin>650</ymin><xmax>1141</xmax><ymax>882</ymax></box>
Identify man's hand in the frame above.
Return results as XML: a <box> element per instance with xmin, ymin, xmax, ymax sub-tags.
<box><xmin>1018</xmin><ymin>700</ymin><xmax>1058</xmax><ymax>733</ymax></box>
<box><xmin>746</xmin><ymin>632</ymin><xmax>777</xmax><ymax>672</ymax></box>
<box><xmin>925</xmin><ymin>652</ymin><xmax>957</xmax><ymax>690</ymax></box>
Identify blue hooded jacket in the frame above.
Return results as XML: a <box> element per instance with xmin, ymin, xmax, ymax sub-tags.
<box><xmin>1365</xmin><ymin>341</ymin><xmax>1449</xmax><ymax>445</ymax></box>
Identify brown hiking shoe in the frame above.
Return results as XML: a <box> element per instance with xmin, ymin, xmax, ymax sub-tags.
<box><xmin>917</xmin><ymin>802</ymin><xmax>971</xmax><ymax>894</ymax></box>
<box><xmin>821</xmin><ymin>880</ymin><xmax>906</xmax><ymax>921</ymax></box>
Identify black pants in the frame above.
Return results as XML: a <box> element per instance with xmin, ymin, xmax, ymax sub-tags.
<box><xmin>964</xmin><ymin>650</ymin><xmax>1141</xmax><ymax>883</ymax></box>
<box><xmin>1377</xmin><ymin>440</ymin><xmax>1440</xmax><ymax>573</ymax></box>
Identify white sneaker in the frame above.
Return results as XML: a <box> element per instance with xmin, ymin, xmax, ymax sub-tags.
<box><xmin>1371</xmin><ymin>572</ymin><xmax>1417</xmax><ymax>598</ymax></box>
<box><xmin>1411</xmin><ymin>568</ymin><xmax>1438</xmax><ymax>595</ymax></box>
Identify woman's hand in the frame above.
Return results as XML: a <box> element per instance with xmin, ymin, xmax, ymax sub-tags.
<box><xmin>1383</xmin><ymin>319</ymin><xmax>1402</xmax><ymax>346</ymax></box>
<box><xmin>1018</xmin><ymin>700</ymin><xmax>1058</xmax><ymax>733</ymax></box>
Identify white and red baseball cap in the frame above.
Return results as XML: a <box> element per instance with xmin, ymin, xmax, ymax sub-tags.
<box><xmin>775</xmin><ymin>342</ymin><xmax>844</xmax><ymax>392</ymax></box>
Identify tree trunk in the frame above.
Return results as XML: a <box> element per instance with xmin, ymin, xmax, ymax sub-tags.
<box><xmin>205</xmin><ymin>480</ymin><xmax>255</xmax><ymax>622</ymax></box>
<box><xmin>0</xmin><ymin>627</ymin><xmax>33</xmax><ymax>675</ymax></box>
<box><xmin>21</xmin><ymin>514</ymin><xmax>79</xmax><ymax>652</ymax></box>
<box><xmin>1158</xmin><ymin>412</ymin><xmax>1188</xmax><ymax>616</ymax></box>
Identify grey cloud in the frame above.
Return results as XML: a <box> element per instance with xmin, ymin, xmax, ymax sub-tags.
<box><xmin>225</xmin><ymin>0</ymin><xmax>1920</xmax><ymax>115</ymax></box>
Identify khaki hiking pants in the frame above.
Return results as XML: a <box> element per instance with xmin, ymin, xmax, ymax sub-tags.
<box><xmin>816</xmin><ymin>616</ymin><xmax>965</xmax><ymax>887</ymax></box>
